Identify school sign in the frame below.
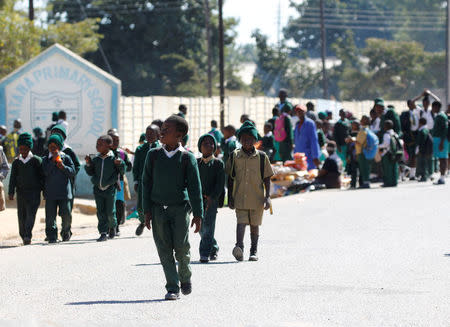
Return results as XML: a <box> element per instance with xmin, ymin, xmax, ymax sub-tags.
<box><xmin>0</xmin><ymin>44</ymin><xmax>121</xmax><ymax>156</ymax></box>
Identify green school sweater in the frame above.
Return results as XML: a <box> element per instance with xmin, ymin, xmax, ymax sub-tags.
<box><xmin>198</xmin><ymin>158</ymin><xmax>225</xmax><ymax>202</ymax></box>
<box><xmin>416</xmin><ymin>128</ymin><xmax>430</xmax><ymax>155</ymax></box>
<box><xmin>431</xmin><ymin>112</ymin><xmax>448</xmax><ymax>139</ymax></box>
<box><xmin>85</xmin><ymin>151</ymin><xmax>125</xmax><ymax>191</ymax></box>
<box><xmin>133</xmin><ymin>141</ymin><xmax>160</xmax><ymax>184</ymax></box>
<box><xmin>8</xmin><ymin>155</ymin><xmax>43</xmax><ymax>195</ymax></box>
<box><xmin>222</xmin><ymin>137</ymin><xmax>237</xmax><ymax>167</ymax></box>
<box><xmin>142</xmin><ymin>148</ymin><xmax>203</xmax><ymax>218</ymax></box>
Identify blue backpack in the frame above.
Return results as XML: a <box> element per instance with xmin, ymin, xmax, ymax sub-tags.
<box><xmin>363</xmin><ymin>129</ymin><xmax>379</xmax><ymax>160</ymax></box>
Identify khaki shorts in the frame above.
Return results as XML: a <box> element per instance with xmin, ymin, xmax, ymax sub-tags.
<box><xmin>236</xmin><ymin>208</ymin><xmax>264</xmax><ymax>226</ymax></box>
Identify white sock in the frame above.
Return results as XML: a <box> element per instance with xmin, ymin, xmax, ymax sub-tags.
<box><xmin>410</xmin><ymin>168</ymin><xmax>416</xmax><ymax>177</ymax></box>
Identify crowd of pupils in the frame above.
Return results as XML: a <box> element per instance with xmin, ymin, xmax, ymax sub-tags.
<box><xmin>0</xmin><ymin>92</ymin><xmax>448</xmax><ymax>300</ymax></box>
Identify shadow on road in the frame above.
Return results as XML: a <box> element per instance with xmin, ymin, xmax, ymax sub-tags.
<box><xmin>65</xmin><ymin>299</ymin><xmax>166</xmax><ymax>305</ymax></box>
<box><xmin>134</xmin><ymin>261</ymin><xmax>239</xmax><ymax>267</ymax></box>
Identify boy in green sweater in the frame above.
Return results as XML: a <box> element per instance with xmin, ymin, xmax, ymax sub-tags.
<box><xmin>197</xmin><ymin>134</ymin><xmax>225</xmax><ymax>263</ymax></box>
<box><xmin>133</xmin><ymin>124</ymin><xmax>160</xmax><ymax>236</ymax></box>
<box><xmin>142</xmin><ymin>115</ymin><xmax>203</xmax><ymax>301</ymax></box>
<box><xmin>222</xmin><ymin>125</ymin><xmax>237</xmax><ymax>165</ymax></box>
<box><xmin>226</xmin><ymin>121</ymin><xmax>274</xmax><ymax>262</ymax></box>
<box><xmin>8</xmin><ymin>133</ymin><xmax>43</xmax><ymax>245</ymax></box>
<box><xmin>85</xmin><ymin>135</ymin><xmax>125</xmax><ymax>242</ymax></box>
<box><xmin>416</xmin><ymin>118</ymin><xmax>433</xmax><ymax>182</ymax></box>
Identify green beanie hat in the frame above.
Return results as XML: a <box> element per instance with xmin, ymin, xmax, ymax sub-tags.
<box><xmin>139</xmin><ymin>133</ymin><xmax>146</xmax><ymax>143</ymax></box>
<box><xmin>236</xmin><ymin>121</ymin><xmax>258</xmax><ymax>141</ymax></box>
<box><xmin>47</xmin><ymin>134</ymin><xmax>64</xmax><ymax>149</ymax></box>
<box><xmin>198</xmin><ymin>134</ymin><xmax>217</xmax><ymax>153</ymax></box>
<box><xmin>318</xmin><ymin>112</ymin><xmax>327</xmax><ymax>120</ymax></box>
<box><xmin>374</xmin><ymin>98</ymin><xmax>385</xmax><ymax>107</ymax></box>
<box><xmin>18</xmin><ymin>132</ymin><xmax>33</xmax><ymax>149</ymax></box>
<box><xmin>51</xmin><ymin>124</ymin><xmax>67</xmax><ymax>140</ymax></box>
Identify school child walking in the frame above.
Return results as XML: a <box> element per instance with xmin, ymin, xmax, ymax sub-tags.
<box><xmin>133</xmin><ymin>124</ymin><xmax>160</xmax><ymax>236</ymax></box>
<box><xmin>378</xmin><ymin>120</ymin><xmax>400</xmax><ymax>187</ymax></box>
<box><xmin>8</xmin><ymin>133</ymin><xmax>43</xmax><ymax>244</ymax></box>
<box><xmin>142</xmin><ymin>115</ymin><xmax>203</xmax><ymax>301</ymax></box>
<box><xmin>109</xmin><ymin>131</ymin><xmax>133</xmax><ymax>235</ymax></box>
<box><xmin>85</xmin><ymin>135</ymin><xmax>125</xmax><ymax>242</ymax></box>
<box><xmin>0</xmin><ymin>144</ymin><xmax>9</xmax><ymax>211</ymax></box>
<box><xmin>42</xmin><ymin>134</ymin><xmax>76</xmax><ymax>243</ymax></box>
<box><xmin>226</xmin><ymin>121</ymin><xmax>274</xmax><ymax>262</ymax></box>
<box><xmin>197</xmin><ymin>134</ymin><xmax>225</xmax><ymax>263</ymax></box>
<box><xmin>261</xmin><ymin>122</ymin><xmax>276</xmax><ymax>163</ymax></box>
<box><xmin>431</xmin><ymin>101</ymin><xmax>449</xmax><ymax>184</ymax></box>
<box><xmin>416</xmin><ymin>118</ymin><xmax>433</xmax><ymax>182</ymax></box>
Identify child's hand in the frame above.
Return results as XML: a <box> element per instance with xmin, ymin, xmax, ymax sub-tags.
<box><xmin>114</xmin><ymin>159</ymin><xmax>121</xmax><ymax>166</ymax></box>
<box><xmin>8</xmin><ymin>194</ymin><xmax>13</xmax><ymax>201</ymax></box>
<box><xmin>85</xmin><ymin>155</ymin><xmax>91</xmax><ymax>164</ymax></box>
<box><xmin>264</xmin><ymin>197</ymin><xmax>271</xmax><ymax>210</ymax></box>
<box><xmin>125</xmin><ymin>148</ymin><xmax>132</xmax><ymax>154</ymax></box>
<box><xmin>191</xmin><ymin>217</ymin><xmax>202</xmax><ymax>233</ymax></box>
<box><xmin>145</xmin><ymin>212</ymin><xmax>152</xmax><ymax>230</ymax></box>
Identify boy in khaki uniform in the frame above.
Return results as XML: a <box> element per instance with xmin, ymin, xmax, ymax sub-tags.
<box><xmin>226</xmin><ymin>121</ymin><xmax>274</xmax><ymax>262</ymax></box>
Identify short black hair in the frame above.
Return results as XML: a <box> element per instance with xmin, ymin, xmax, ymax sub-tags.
<box><xmin>151</xmin><ymin>119</ymin><xmax>163</xmax><ymax>129</ymax></box>
<box><xmin>179</xmin><ymin>104</ymin><xmax>187</xmax><ymax>113</ymax></box>
<box><xmin>147</xmin><ymin>124</ymin><xmax>160</xmax><ymax>133</ymax></box>
<box><xmin>240</xmin><ymin>114</ymin><xmax>250</xmax><ymax>122</ymax></box>
<box><xmin>272</xmin><ymin>107</ymin><xmax>279</xmax><ymax>116</ymax></box>
<box><xmin>278</xmin><ymin>88</ymin><xmax>288</xmax><ymax>97</ymax></box>
<box><xmin>384</xmin><ymin>119</ymin><xmax>394</xmax><ymax>129</ymax></box>
<box><xmin>58</xmin><ymin>110</ymin><xmax>67</xmax><ymax>120</ymax></box>
<box><xmin>165</xmin><ymin>115</ymin><xmax>189</xmax><ymax>136</ymax></box>
<box><xmin>432</xmin><ymin>101</ymin><xmax>442</xmax><ymax>109</ymax></box>
<box><xmin>223</xmin><ymin>125</ymin><xmax>236</xmax><ymax>134</ymax></box>
<box><xmin>108</xmin><ymin>129</ymin><xmax>119</xmax><ymax>138</ymax></box>
<box><xmin>306</xmin><ymin>101</ymin><xmax>314</xmax><ymax>111</ymax></box>
<box><xmin>98</xmin><ymin>135</ymin><xmax>113</xmax><ymax>145</ymax></box>
<box><xmin>264</xmin><ymin>122</ymin><xmax>273</xmax><ymax>130</ymax></box>
<box><xmin>211</xmin><ymin>120</ymin><xmax>218</xmax><ymax>128</ymax></box>
<box><xmin>419</xmin><ymin>117</ymin><xmax>427</xmax><ymax>125</ymax></box>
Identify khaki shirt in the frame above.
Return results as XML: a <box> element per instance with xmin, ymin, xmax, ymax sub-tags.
<box><xmin>355</xmin><ymin>129</ymin><xmax>367</xmax><ymax>155</ymax></box>
<box><xmin>226</xmin><ymin>149</ymin><xmax>274</xmax><ymax>210</ymax></box>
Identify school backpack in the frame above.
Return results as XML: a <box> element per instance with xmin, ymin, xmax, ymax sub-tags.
<box><xmin>197</xmin><ymin>158</ymin><xmax>226</xmax><ymax>208</ymax></box>
<box><xmin>389</xmin><ymin>133</ymin><xmax>403</xmax><ymax>162</ymax></box>
<box><xmin>363</xmin><ymin>129</ymin><xmax>379</xmax><ymax>160</ymax></box>
<box><xmin>274</xmin><ymin>113</ymin><xmax>288</xmax><ymax>142</ymax></box>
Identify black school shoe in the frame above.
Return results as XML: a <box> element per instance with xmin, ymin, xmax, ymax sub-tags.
<box><xmin>48</xmin><ymin>239</ymin><xmax>58</xmax><ymax>244</ymax></box>
<box><xmin>23</xmin><ymin>238</ymin><xmax>31</xmax><ymax>245</ymax></box>
<box><xmin>209</xmin><ymin>251</ymin><xmax>218</xmax><ymax>261</ymax></box>
<box><xmin>115</xmin><ymin>226</ymin><xmax>120</xmax><ymax>237</ymax></box>
<box><xmin>180</xmin><ymin>282</ymin><xmax>192</xmax><ymax>295</ymax></box>
<box><xmin>164</xmin><ymin>292</ymin><xmax>180</xmax><ymax>301</ymax></box>
<box><xmin>108</xmin><ymin>228</ymin><xmax>116</xmax><ymax>239</ymax></box>
<box><xmin>62</xmin><ymin>232</ymin><xmax>72</xmax><ymax>242</ymax></box>
<box><xmin>97</xmin><ymin>234</ymin><xmax>108</xmax><ymax>242</ymax></box>
<box><xmin>135</xmin><ymin>223</ymin><xmax>145</xmax><ymax>236</ymax></box>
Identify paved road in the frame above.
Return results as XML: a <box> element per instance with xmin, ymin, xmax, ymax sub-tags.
<box><xmin>1</xmin><ymin>181</ymin><xmax>449</xmax><ymax>327</ymax></box>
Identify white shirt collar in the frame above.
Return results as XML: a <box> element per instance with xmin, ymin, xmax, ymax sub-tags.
<box><xmin>419</xmin><ymin>125</ymin><xmax>426</xmax><ymax>131</ymax></box>
<box><xmin>264</xmin><ymin>131</ymin><xmax>273</xmax><ymax>137</ymax></box>
<box><xmin>225</xmin><ymin>135</ymin><xmax>236</xmax><ymax>144</ymax></box>
<box><xmin>162</xmin><ymin>144</ymin><xmax>185</xmax><ymax>158</ymax></box>
<box><xmin>19</xmin><ymin>152</ymin><xmax>33</xmax><ymax>164</ymax></box>
<box><xmin>98</xmin><ymin>150</ymin><xmax>114</xmax><ymax>159</ymax></box>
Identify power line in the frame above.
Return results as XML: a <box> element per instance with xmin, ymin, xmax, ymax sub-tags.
<box><xmin>301</xmin><ymin>11</ymin><xmax>446</xmax><ymax>20</ymax></box>
<box><xmin>293</xmin><ymin>23</ymin><xmax>446</xmax><ymax>32</ymax></box>
<box><xmin>298</xmin><ymin>17</ymin><xmax>446</xmax><ymax>27</ymax></box>
<box><xmin>305</xmin><ymin>6</ymin><xmax>445</xmax><ymax>16</ymax></box>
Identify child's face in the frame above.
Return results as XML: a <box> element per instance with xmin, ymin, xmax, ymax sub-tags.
<box><xmin>223</xmin><ymin>129</ymin><xmax>232</xmax><ymax>139</ymax></box>
<box><xmin>160</xmin><ymin>121</ymin><xmax>182</xmax><ymax>147</ymax></box>
<box><xmin>145</xmin><ymin>127</ymin><xmax>158</xmax><ymax>144</ymax></box>
<box><xmin>18</xmin><ymin>145</ymin><xmax>30</xmax><ymax>158</ymax></box>
<box><xmin>351</xmin><ymin>123</ymin><xmax>359</xmax><ymax>131</ymax></box>
<box><xmin>240</xmin><ymin>133</ymin><xmax>256</xmax><ymax>151</ymax></box>
<box><xmin>264</xmin><ymin>125</ymin><xmax>271</xmax><ymax>135</ymax></box>
<box><xmin>111</xmin><ymin>135</ymin><xmax>119</xmax><ymax>150</ymax></box>
<box><xmin>96</xmin><ymin>139</ymin><xmax>110</xmax><ymax>155</ymax></box>
<box><xmin>48</xmin><ymin>143</ymin><xmax>59</xmax><ymax>155</ymax></box>
<box><xmin>200</xmin><ymin>137</ymin><xmax>215</xmax><ymax>157</ymax></box>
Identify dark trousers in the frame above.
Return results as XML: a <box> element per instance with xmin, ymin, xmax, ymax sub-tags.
<box><xmin>17</xmin><ymin>192</ymin><xmax>40</xmax><ymax>241</ymax></box>
<box><xmin>416</xmin><ymin>154</ymin><xmax>432</xmax><ymax>181</ymax></box>
<box><xmin>94</xmin><ymin>187</ymin><xmax>117</xmax><ymax>234</ymax></box>
<box><xmin>357</xmin><ymin>154</ymin><xmax>372</xmax><ymax>186</ymax></box>
<box><xmin>279</xmin><ymin>141</ymin><xmax>293</xmax><ymax>162</ymax></box>
<box><xmin>347</xmin><ymin>159</ymin><xmax>361</xmax><ymax>188</ymax></box>
<box><xmin>381</xmin><ymin>155</ymin><xmax>399</xmax><ymax>187</ymax></box>
<box><xmin>45</xmin><ymin>198</ymin><xmax>72</xmax><ymax>241</ymax></box>
<box><xmin>152</xmin><ymin>203</ymin><xmax>191</xmax><ymax>293</ymax></box>
<box><xmin>116</xmin><ymin>200</ymin><xmax>125</xmax><ymax>225</ymax></box>
<box><xmin>199</xmin><ymin>201</ymin><xmax>219</xmax><ymax>258</ymax></box>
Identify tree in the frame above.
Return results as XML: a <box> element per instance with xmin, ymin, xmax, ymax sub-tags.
<box><xmin>47</xmin><ymin>0</ymin><xmax>241</xmax><ymax>96</ymax></box>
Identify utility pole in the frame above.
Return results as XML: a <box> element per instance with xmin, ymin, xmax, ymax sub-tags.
<box><xmin>319</xmin><ymin>0</ymin><xmax>328</xmax><ymax>99</ymax></box>
<box><xmin>446</xmin><ymin>0</ymin><xmax>450</xmax><ymax>106</ymax></box>
<box><xmin>203</xmin><ymin>0</ymin><xmax>213</xmax><ymax>97</ymax></box>
<box><xmin>277</xmin><ymin>0</ymin><xmax>281</xmax><ymax>49</ymax></box>
<box><xmin>29</xmin><ymin>0</ymin><xmax>34</xmax><ymax>20</ymax></box>
<box><xmin>218</xmin><ymin>0</ymin><xmax>225</xmax><ymax>129</ymax></box>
